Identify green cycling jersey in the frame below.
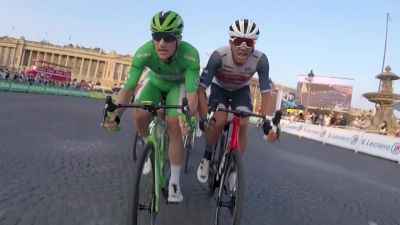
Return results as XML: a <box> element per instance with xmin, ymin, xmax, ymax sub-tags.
<box><xmin>124</xmin><ymin>40</ymin><xmax>200</xmax><ymax>93</ymax></box>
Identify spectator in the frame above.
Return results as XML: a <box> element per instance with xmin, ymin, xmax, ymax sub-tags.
<box><xmin>395</xmin><ymin>121</ymin><xmax>400</xmax><ymax>137</ymax></box>
<box><xmin>305</xmin><ymin>112</ymin><xmax>313</xmax><ymax>124</ymax></box>
<box><xmin>360</xmin><ymin>115</ymin><xmax>372</xmax><ymax>130</ymax></box>
<box><xmin>379</xmin><ymin>120</ymin><xmax>388</xmax><ymax>135</ymax></box>
<box><xmin>324</xmin><ymin>114</ymin><xmax>331</xmax><ymax>126</ymax></box>
<box><xmin>318</xmin><ymin>114</ymin><xmax>324</xmax><ymax>126</ymax></box>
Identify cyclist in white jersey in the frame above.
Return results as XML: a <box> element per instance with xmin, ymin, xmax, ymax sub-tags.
<box><xmin>197</xmin><ymin>19</ymin><xmax>278</xmax><ymax>183</ymax></box>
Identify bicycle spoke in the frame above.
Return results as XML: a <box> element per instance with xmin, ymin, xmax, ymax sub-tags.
<box><xmin>215</xmin><ymin>150</ymin><xmax>243</xmax><ymax>225</ymax></box>
<box><xmin>132</xmin><ymin>144</ymin><xmax>156</xmax><ymax>225</ymax></box>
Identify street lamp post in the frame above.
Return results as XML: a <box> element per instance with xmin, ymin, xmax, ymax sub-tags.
<box><xmin>305</xmin><ymin>70</ymin><xmax>315</xmax><ymax>114</ymax></box>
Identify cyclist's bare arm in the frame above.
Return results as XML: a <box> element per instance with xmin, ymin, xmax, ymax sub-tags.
<box><xmin>260</xmin><ymin>92</ymin><xmax>274</xmax><ymax>116</ymax></box>
<box><xmin>198</xmin><ymin>51</ymin><xmax>222</xmax><ymax>117</ymax></box>
<box><xmin>257</xmin><ymin>54</ymin><xmax>274</xmax><ymax>116</ymax></box>
<box><xmin>114</xmin><ymin>88</ymin><xmax>135</xmax><ymax>117</ymax></box>
<box><xmin>187</xmin><ymin>92</ymin><xmax>198</xmax><ymax>116</ymax></box>
<box><xmin>197</xmin><ymin>86</ymin><xmax>208</xmax><ymax>116</ymax></box>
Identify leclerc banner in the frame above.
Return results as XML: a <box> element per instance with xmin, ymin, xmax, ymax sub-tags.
<box><xmin>280</xmin><ymin>118</ymin><xmax>400</xmax><ymax>164</ymax></box>
<box><xmin>280</xmin><ymin>120</ymin><xmax>305</xmax><ymax>136</ymax></box>
<box><xmin>300</xmin><ymin>123</ymin><xmax>328</xmax><ymax>142</ymax></box>
<box><xmin>357</xmin><ymin>133</ymin><xmax>400</xmax><ymax>162</ymax></box>
<box><xmin>323</xmin><ymin>128</ymin><xmax>363</xmax><ymax>151</ymax></box>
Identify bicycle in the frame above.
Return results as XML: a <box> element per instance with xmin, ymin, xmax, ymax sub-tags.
<box><xmin>131</xmin><ymin>110</ymin><xmax>197</xmax><ymax>169</ymax></box>
<box><xmin>132</xmin><ymin>131</ymin><xmax>145</xmax><ymax>161</ymax></box>
<box><xmin>206</xmin><ymin>106</ymin><xmax>282</xmax><ymax>225</ymax></box>
<box><xmin>101</xmin><ymin>95</ymin><xmax>191</xmax><ymax>225</ymax></box>
<box><xmin>182</xmin><ymin>115</ymin><xmax>197</xmax><ymax>173</ymax></box>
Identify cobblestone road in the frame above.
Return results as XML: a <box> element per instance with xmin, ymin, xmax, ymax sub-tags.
<box><xmin>1</xmin><ymin>93</ymin><xmax>400</xmax><ymax>225</ymax></box>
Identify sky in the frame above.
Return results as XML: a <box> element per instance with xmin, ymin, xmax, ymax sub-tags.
<box><xmin>1</xmin><ymin>0</ymin><xmax>399</xmax><ymax>110</ymax></box>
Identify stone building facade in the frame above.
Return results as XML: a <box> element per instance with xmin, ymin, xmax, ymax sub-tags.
<box><xmin>0</xmin><ymin>36</ymin><xmax>131</xmax><ymax>87</ymax></box>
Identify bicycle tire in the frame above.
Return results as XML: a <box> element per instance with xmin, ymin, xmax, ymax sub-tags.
<box><xmin>183</xmin><ymin>131</ymin><xmax>194</xmax><ymax>173</ymax></box>
<box><xmin>214</xmin><ymin>150</ymin><xmax>244</xmax><ymax>225</ymax></box>
<box><xmin>132</xmin><ymin>131</ymin><xmax>144</xmax><ymax>162</ymax></box>
<box><xmin>208</xmin><ymin>130</ymin><xmax>226</xmax><ymax>195</ymax></box>
<box><xmin>131</xmin><ymin>143</ymin><xmax>156</xmax><ymax>225</ymax></box>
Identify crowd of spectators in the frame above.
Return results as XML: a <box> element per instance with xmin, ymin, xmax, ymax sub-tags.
<box><xmin>286</xmin><ymin>109</ymin><xmax>400</xmax><ymax>137</ymax></box>
<box><xmin>0</xmin><ymin>68</ymin><xmax>112</xmax><ymax>93</ymax></box>
<box><xmin>287</xmin><ymin>111</ymin><xmax>347</xmax><ymax>127</ymax></box>
<box><xmin>352</xmin><ymin>114</ymin><xmax>372</xmax><ymax>130</ymax></box>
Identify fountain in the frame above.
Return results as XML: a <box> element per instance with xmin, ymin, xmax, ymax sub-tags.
<box><xmin>363</xmin><ymin>66</ymin><xmax>400</xmax><ymax>130</ymax></box>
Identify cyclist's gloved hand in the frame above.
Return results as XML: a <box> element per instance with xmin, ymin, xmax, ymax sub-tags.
<box><xmin>198</xmin><ymin>114</ymin><xmax>207</xmax><ymax>131</ymax></box>
<box><xmin>262</xmin><ymin>118</ymin><xmax>279</xmax><ymax>143</ymax></box>
<box><xmin>104</xmin><ymin>112</ymin><xmax>121</xmax><ymax>132</ymax></box>
<box><xmin>190</xmin><ymin>116</ymin><xmax>197</xmax><ymax>130</ymax></box>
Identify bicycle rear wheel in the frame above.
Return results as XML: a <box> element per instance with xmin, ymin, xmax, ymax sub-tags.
<box><xmin>131</xmin><ymin>143</ymin><xmax>156</xmax><ymax>225</ymax></box>
<box><xmin>214</xmin><ymin>150</ymin><xmax>244</xmax><ymax>225</ymax></box>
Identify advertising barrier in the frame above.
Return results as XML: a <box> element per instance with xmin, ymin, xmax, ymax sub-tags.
<box><xmin>281</xmin><ymin>119</ymin><xmax>400</xmax><ymax>163</ymax></box>
<box><xmin>323</xmin><ymin>128</ymin><xmax>362</xmax><ymax>151</ymax></box>
<box><xmin>357</xmin><ymin>133</ymin><xmax>400</xmax><ymax>162</ymax></box>
<box><xmin>0</xmin><ymin>79</ymin><xmax>104</xmax><ymax>99</ymax></box>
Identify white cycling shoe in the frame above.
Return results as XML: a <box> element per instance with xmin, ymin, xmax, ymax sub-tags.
<box><xmin>168</xmin><ymin>184</ymin><xmax>183</xmax><ymax>203</ymax></box>
<box><xmin>227</xmin><ymin>170</ymin><xmax>237</xmax><ymax>193</ymax></box>
<box><xmin>142</xmin><ymin>158</ymin><xmax>152</xmax><ymax>175</ymax></box>
<box><xmin>197</xmin><ymin>159</ymin><xmax>210</xmax><ymax>183</ymax></box>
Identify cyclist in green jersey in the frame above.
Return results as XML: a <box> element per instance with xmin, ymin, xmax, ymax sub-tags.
<box><xmin>104</xmin><ymin>10</ymin><xmax>200</xmax><ymax>203</ymax></box>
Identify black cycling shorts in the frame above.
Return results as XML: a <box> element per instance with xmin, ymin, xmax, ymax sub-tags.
<box><xmin>209</xmin><ymin>83</ymin><xmax>253</xmax><ymax>112</ymax></box>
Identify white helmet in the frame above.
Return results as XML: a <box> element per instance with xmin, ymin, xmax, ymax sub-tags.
<box><xmin>229</xmin><ymin>19</ymin><xmax>260</xmax><ymax>40</ymax></box>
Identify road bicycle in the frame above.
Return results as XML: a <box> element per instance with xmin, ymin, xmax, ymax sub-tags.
<box><xmin>101</xmin><ymin>95</ymin><xmax>191</xmax><ymax>225</ymax></box>
<box><xmin>206</xmin><ymin>105</ymin><xmax>282</xmax><ymax>225</ymax></box>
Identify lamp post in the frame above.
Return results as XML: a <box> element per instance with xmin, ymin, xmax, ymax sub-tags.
<box><xmin>305</xmin><ymin>70</ymin><xmax>315</xmax><ymax>114</ymax></box>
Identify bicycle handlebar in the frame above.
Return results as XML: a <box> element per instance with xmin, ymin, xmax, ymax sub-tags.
<box><xmin>101</xmin><ymin>95</ymin><xmax>190</xmax><ymax>128</ymax></box>
<box><xmin>207</xmin><ymin>103</ymin><xmax>282</xmax><ymax>138</ymax></box>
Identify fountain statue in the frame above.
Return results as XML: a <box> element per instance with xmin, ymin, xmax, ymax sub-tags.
<box><xmin>363</xmin><ymin>66</ymin><xmax>400</xmax><ymax>130</ymax></box>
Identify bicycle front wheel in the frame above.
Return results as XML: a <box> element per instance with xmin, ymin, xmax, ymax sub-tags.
<box><xmin>214</xmin><ymin>150</ymin><xmax>244</xmax><ymax>225</ymax></box>
<box><xmin>132</xmin><ymin>131</ymin><xmax>144</xmax><ymax>162</ymax></box>
<box><xmin>183</xmin><ymin>131</ymin><xmax>194</xmax><ymax>173</ymax></box>
<box><xmin>130</xmin><ymin>143</ymin><xmax>156</xmax><ymax>225</ymax></box>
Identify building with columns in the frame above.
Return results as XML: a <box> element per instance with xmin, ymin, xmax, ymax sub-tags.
<box><xmin>0</xmin><ymin>36</ymin><xmax>131</xmax><ymax>87</ymax></box>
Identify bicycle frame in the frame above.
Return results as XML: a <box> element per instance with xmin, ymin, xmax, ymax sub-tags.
<box><xmin>146</xmin><ymin>115</ymin><xmax>168</xmax><ymax>212</ymax></box>
<box><xmin>227</xmin><ymin>115</ymin><xmax>241</xmax><ymax>152</ymax></box>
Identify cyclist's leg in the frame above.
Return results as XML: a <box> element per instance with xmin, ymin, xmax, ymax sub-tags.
<box><xmin>206</xmin><ymin>83</ymin><xmax>230</xmax><ymax>152</ymax></box>
<box><xmin>130</xmin><ymin>70</ymin><xmax>148</xmax><ymax>125</ymax></box>
<box><xmin>198</xmin><ymin>83</ymin><xmax>228</xmax><ymax>183</ymax></box>
<box><xmin>133</xmin><ymin>77</ymin><xmax>162</xmax><ymax>139</ymax></box>
<box><xmin>133</xmin><ymin>77</ymin><xmax>162</xmax><ymax>175</ymax></box>
<box><xmin>165</xmin><ymin>82</ymin><xmax>185</xmax><ymax>202</ymax></box>
<box><xmin>231</xmin><ymin>85</ymin><xmax>253</xmax><ymax>154</ymax></box>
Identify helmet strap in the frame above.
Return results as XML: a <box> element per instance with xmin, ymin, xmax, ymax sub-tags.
<box><xmin>166</xmin><ymin>36</ymin><xmax>181</xmax><ymax>63</ymax></box>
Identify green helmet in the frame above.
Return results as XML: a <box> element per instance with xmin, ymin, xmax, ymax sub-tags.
<box><xmin>151</xmin><ymin>10</ymin><xmax>184</xmax><ymax>35</ymax></box>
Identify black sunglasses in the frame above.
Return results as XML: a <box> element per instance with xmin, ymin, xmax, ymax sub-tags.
<box><xmin>152</xmin><ymin>33</ymin><xmax>179</xmax><ymax>42</ymax></box>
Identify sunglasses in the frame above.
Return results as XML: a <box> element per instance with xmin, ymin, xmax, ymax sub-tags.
<box><xmin>152</xmin><ymin>33</ymin><xmax>179</xmax><ymax>42</ymax></box>
<box><xmin>230</xmin><ymin>37</ymin><xmax>256</xmax><ymax>48</ymax></box>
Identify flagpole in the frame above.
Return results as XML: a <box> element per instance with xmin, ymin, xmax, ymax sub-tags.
<box><xmin>379</xmin><ymin>12</ymin><xmax>389</xmax><ymax>92</ymax></box>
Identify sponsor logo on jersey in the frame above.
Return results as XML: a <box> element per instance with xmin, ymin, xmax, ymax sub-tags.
<box><xmin>183</xmin><ymin>54</ymin><xmax>196</xmax><ymax>62</ymax></box>
<box><xmin>136</xmin><ymin>53</ymin><xmax>151</xmax><ymax>58</ymax></box>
